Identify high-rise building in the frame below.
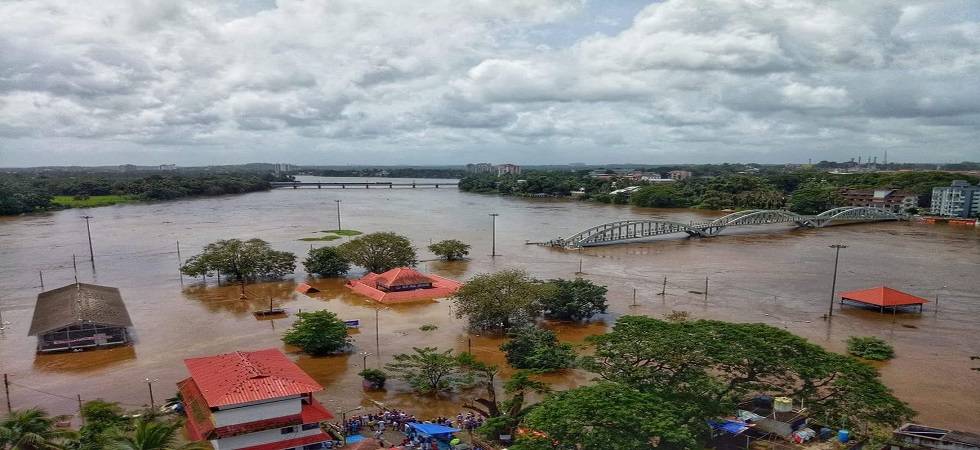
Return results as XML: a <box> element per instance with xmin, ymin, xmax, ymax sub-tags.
<box><xmin>839</xmin><ymin>188</ymin><xmax>918</xmax><ymax>212</ymax></box>
<box><xmin>496</xmin><ymin>163</ymin><xmax>521</xmax><ymax>176</ymax></box>
<box><xmin>466</xmin><ymin>163</ymin><xmax>494</xmax><ymax>174</ymax></box>
<box><xmin>931</xmin><ymin>181</ymin><xmax>980</xmax><ymax>218</ymax></box>
<box><xmin>668</xmin><ymin>170</ymin><xmax>692</xmax><ymax>180</ymax></box>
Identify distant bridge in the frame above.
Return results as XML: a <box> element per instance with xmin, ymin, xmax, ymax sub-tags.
<box><xmin>547</xmin><ymin>207</ymin><xmax>905</xmax><ymax>248</ymax></box>
<box><xmin>271</xmin><ymin>181</ymin><xmax>457</xmax><ymax>189</ymax></box>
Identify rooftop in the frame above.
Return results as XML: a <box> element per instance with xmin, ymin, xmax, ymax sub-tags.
<box><xmin>182</xmin><ymin>348</ymin><xmax>323</xmax><ymax>408</ymax></box>
<box><xmin>839</xmin><ymin>286</ymin><xmax>928</xmax><ymax>307</ymax></box>
<box><xmin>28</xmin><ymin>283</ymin><xmax>133</xmax><ymax>336</ymax></box>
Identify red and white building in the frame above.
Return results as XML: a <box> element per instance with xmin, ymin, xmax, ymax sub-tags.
<box><xmin>178</xmin><ymin>348</ymin><xmax>335</xmax><ymax>450</ymax></box>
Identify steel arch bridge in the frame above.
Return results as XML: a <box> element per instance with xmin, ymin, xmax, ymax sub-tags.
<box><xmin>547</xmin><ymin>207</ymin><xmax>904</xmax><ymax>248</ymax></box>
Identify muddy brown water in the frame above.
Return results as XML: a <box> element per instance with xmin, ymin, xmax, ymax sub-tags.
<box><xmin>1</xmin><ymin>176</ymin><xmax>978</xmax><ymax>431</ymax></box>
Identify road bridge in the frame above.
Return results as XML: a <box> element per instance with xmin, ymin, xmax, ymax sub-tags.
<box><xmin>547</xmin><ymin>207</ymin><xmax>905</xmax><ymax>248</ymax></box>
<box><xmin>270</xmin><ymin>181</ymin><xmax>458</xmax><ymax>189</ymax></box>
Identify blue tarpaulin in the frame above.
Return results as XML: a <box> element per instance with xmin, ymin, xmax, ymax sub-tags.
<box><xmin>708</xmin><ymin>419</ymin><xmax>749</xmax><ymax>435</ymax></box>
<box><xmin>407</xmin><ymin>422</ymin><xmax>461</xmax><ymax>437</ymax></box>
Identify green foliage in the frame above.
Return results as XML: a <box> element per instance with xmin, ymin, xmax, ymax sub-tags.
<box><xmin>111</xmin><ymin>419</ymin><xmax>210</xmax><ymax>450</ymax></box>
<box><xmin>51</xmin><ymin>195</ymin><xmax>134</xmax><ymax>208</ymax></box>
<box><xmin>500</xmin><ymin>327</ymin><xmax>576</xmax><ymax>371</ymax></box>
<box><xmin>582</xmin><ymin>316</ymin><xmax>914</xmax><ymax>434</ymax></box>
<box><xmin>384</xmin><ymin>347</ymin><xmax>471</xmax><ymax>394</ymax></box>
<box><xmin>180</xmin><ymin>239</ymin><xmax>296</xmax><ymax>281</ymax></box>
<box><xmin>0</xmin><ymin>179</ymin><xmax>53</xmax><ymax>215</ymax></box>
<box><xmin>77</xmin><ymin>400</ymin><xmax>128</xmax><ymax>450</ymax></box>
<box><xmin>511</xmin><ymin>383</ymin><xmax>702</xmax><ymax>450</ymax></box>
<box><xmin>302</xmin><ymin>247</ymin><xmax>350</xmax><ymax>277</ymax></box>
<box><xmin>298</xmin><ymin>235</ymin><xmax>340</xmax><ymax>242</ymax></box>
<box><xmin>451</xmin><ymin>269</ymin><xmax>549</xmax><ymax>332</ymax></box>
<box><xmin>321</xmin><ymin>229</ymin><xmax>363</xmax><ymax>236</ymax></box>
<box><xmin>0</xmin><ymin>408</ymin><xmax>78</xmax><ymax>449</ymax></box>
<box><xmin>540</xmin><ymin>278</ymin><xmax>608</xmax><ymax>321</ymax></box>
<box><xmin>358</xmin><ymin>369</ymin><xmax>388</xmax><ymax>388</ymax></box>
<box><xmin>629</xmin><ymin>183</ymin><xmax>691</xmax><ymax>208</ymax></box>
<box><xmin>338</xmin><ymin>232</ymin><xmax>417</xmax><ymax>273</ymax></box>
<box><xmin>282</xmin><ymin>310</ymin><xmax>352</xmax><ymax>355</ymax></box>
<box><xmin>419</xmin><ymin>324</ymin><xmax>438</xmax><ymax>332</ymax></box>
<box><xmin>788</xmin><ymin>180</ymin><xmax>844</xmax><ymax>214</ymax></box>
<box><xmin>428</xmin><ymin>239</ymin><xmax>471</xmax><ymax>260</ymax></box>
<box><xmin>847</xmin><ymin>336</ymin><xmax>895</xmax><ymax>361</ymax></box>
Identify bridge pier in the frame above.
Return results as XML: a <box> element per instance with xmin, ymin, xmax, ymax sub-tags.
<box><xmin>317</xmin><ymin>184</ymin><xmax>321</xmax><ymax>189</ymax></box>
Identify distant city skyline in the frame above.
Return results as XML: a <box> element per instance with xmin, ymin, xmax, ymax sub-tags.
<box><xmin>2</xmin><ymin>0</ymin><xmax>979</xmax><ymax>166</ymax></box>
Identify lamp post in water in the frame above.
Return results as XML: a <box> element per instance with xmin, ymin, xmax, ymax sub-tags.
<box><xmin>489</xmin><ymin>213</ymin><xmax>499</xmax><ymax>257</ymax></box>
<box><xmin>827</xmin><ymin>244</ymin><xmax>847</xmax><ymax>317</ymax></box>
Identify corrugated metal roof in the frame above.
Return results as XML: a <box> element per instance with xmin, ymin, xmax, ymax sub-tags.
<box><xmin>28</xmin><ymin>283</ymin><xmax>133</xmax><ymax>336</ymax></box>
<box><xmin>183</xmin><ymin>348</ymin><xmax>323</xmax><ymax>408</ymax></box>
<box><xmin>839</xmin><ymin>286</ymin><xmax>928</xmax><ymax>307</ymax></box>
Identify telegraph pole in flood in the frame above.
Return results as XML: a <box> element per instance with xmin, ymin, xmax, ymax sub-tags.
<box><xmin>335</xmin><ymin>200</ymin><xmax>342</xmax><ymax>231</ymax></box>
<box><xmin>827</xmin><ymin>244</ymin><xmax>848</xmax><ymax>318</ymax></box>
<box><xmin>81</xmin><ymin>215</ymin><xmax>94</xmax><ymax>263</ymax></box>
<box><xmin>489</xmin><ymin>213</ymin><xmax>499</xmax><ymax>257</ymax></box>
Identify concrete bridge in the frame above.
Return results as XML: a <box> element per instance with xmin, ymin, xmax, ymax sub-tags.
<box><xmin>270</xmin><ymin>181</ymin><xmax>458</xmax><ymax>189</ymax></box>
<box><xmin>547</xmin><ymin>207</ymin><xmax>905</xmax><ymax>248</ymax></box>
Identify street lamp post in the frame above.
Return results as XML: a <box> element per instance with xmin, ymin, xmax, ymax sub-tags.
<box><xmin>373</xmin><ymin>307</ymin><xmax>389</xmax><ymax>367</ymax></box>
<box><xmin>81</xmin><ymin>215</ymin><xmax>94</xmax><ymax>263</ymax></box>
<box><xmin>359</xmin><ymin>351</ymin><xmax>372</xmax><ymax>369</ymax></box>
<box><xmin>827</xmin><ymin>244</ymin><xmax>847</xmax><ymax>318</ymax></box>
<box><xmin>144</xmin><ymin>377</ymin><xmax>158</xmax><ymax>410</ymax></box>
<box><xmin>489</xmin><ymin>213</ymin><xmax>499</xmax><ymax>257</ymax></box>
<box><xmin>335</xmin><ymin>200</ymin><xmax>342</xmax><ymax>231</ymax></box>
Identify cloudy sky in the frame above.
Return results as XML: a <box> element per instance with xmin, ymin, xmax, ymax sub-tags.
<box><xmin>1</xmin><ymin>0</ymin><xmax>979</xmax><ymax>167</ymax></box>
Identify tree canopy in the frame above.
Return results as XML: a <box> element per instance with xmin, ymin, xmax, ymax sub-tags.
<box><xmin>788</xmin><ymin>180</ymin><xmax>844</xmax><ymax>214</ymax></box>
<box><xmin>511</xmin><ymin>383</ymin><xmax>702</xmax><ymax>450</ymax></box>
<box><xmin>302</xmin><ymin>246</ymin><xmax>350</xmax><ymax>277</ymax></box>
<box><xmin>581</xmin><ymin>316</ymin><xmax>914</xmax><ymax>432</ymax></box>
<box><xmin>540</xmin><ymin>278</ymin><xmax>608</xmax><ymax>321</ymax></box>
<box><xmin>282</xmin><ymin>310</ymin><xmax>352</xmax><ymax>355</ymax></box>
<box><xmin>428</xmin><ymin>239</ymin><xmax>471</xmax><ymax>260</ymax></box>
<box><xmin>180</xmin><ymin>239</ymin><xmax>296</xmax><ymax>287</ymax></box>
<box><xmin>499</xmin><ymin>327</ymin><xmax>576</xmax><ymax>371</ymax></box>
<box><xmin>338</xmin><ymin>232</ymin><xmax>417</xmax><ymax>273</ymax></box>
<box><xmin>0</xmin><ymin>408</ymin><xmax>78</xmax><ymax>450</ymax></box>
<box><xmin>385</xmin><ymin>347</ymin><xmax>472</xmax><ymax>394</ymax></box>
<box><xmin>451</xmin><ymin>269</ymin><xmax>549</xmax><ymax>332</ymax></box>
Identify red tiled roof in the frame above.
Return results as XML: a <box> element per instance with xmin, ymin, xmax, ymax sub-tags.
<box><xmin>840</xmin><ymin>286</ymin><xmax>928</xmax><ymax>307</ymax></box>
<box><xmin>347</xmin><ymin>273</ymin><xmax>462</xmax><ymax>304</ymax></box>
<box><xmin>183</xmin><ymin>348</ymin><xmax>323</xmax><ymax>408</ymax></box>
<box><xmin>374</xmin><ymin>267</ymin><xmax>433</xmax><ymax>287</ymax></box>
<box><xmin>238</xmin><ymin>431</ymin><xmax>333</xmax><ymax>450</ymax></box>
<box><xmin>300</xmin><ymin>397</ymin><xmax>334</xmax><ymax>423</ymax></box>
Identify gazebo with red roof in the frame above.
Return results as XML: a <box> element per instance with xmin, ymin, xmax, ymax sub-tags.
<box><xmin>839</xmin><ymin>286</ymin><xmax>928</xmax><ymax>313</ymax></box>
<box><xmin>346</xmin><ymin>267</ymin><xmax>462</xmax><ymax>304</ymax></box>
<box><xmin>177</xmin><ymin>348</ymin><xmax>335</xmax><ymax>450</ymax></box>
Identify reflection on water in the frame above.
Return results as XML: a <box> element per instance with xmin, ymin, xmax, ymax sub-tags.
<box><xmin>0</xmin><ymin>177</ymin><xmax>978</xmax><ymax>431</ymax></box>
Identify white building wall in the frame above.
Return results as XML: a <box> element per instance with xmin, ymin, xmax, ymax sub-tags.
<box><xmin>212</xmin><ymin>426</ymin><xmax>323</xmax><ymax>450</ymax></box>
<box><xmin>212</xmin><ymin>397</ymin><xmax>302</xmax><ymax>428</ymax></box>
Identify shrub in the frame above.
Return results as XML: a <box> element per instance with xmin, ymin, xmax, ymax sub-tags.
<box><xmin>358</xmin><ymin>369</ymin><xmax>387</xmax><ymax>388</ymax></box>
<box><xmin>847</xmin><ymin>336</ymin><xmax>895</xmax><ymax>361</ymax></box>
<box><xmin>282</xmin><ymin>310</ymin><xmax>352</xmax><ymax>355</ymax></box>
<box><xmin>428</xmin><ymin>239</ymin><xmax>471</xmax><ymax>260</ymax></box>
<box><xmin>500</xmin><ymin>327</ymin><xmax>575</xmax><ymax>371</ymax></box>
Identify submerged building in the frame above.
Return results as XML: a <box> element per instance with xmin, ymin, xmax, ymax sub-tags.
<box><xmin>28</xmin><ymin>283</ymin><xmax>133</xmax><ymax>353</ymax></box>
<box><xmin>346</xmin><ymin>267</ymin><xmax>462</xmax><ymax>304</ymax></box>
<box><xmin>178</xmin><ymin>348</ymin><xmax>335</xmax><ymax>450</ymax></box>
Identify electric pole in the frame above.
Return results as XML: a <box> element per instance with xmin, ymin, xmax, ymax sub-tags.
<box><xmin>81</xmin><ymin>215</ymin><xmax>94</xmax><ymax>263</ymax></box>
<box><xmin>335</xmin><ymin>200</ymin><xmax>342</xmax><ymax>231</ymax></box>
<box><xmin>489</xmin><ymin>213</ymin><xmax>499</xmax><ymax>257</ymax></box>
<box><xmin>828</xmin><ymin>244</ymin><xmax>848</xmax><ymax>317</ymax></box>
<box><xmin>4</xmin><ymin>374</ymin><xmax>12</xmax><ymax>414</ymax></box>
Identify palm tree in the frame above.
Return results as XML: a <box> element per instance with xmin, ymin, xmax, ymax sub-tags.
<box><xmin>110</xmin><ymin>419</ymin><xmax>209</xmax><ymax>450</ymax></box>
<box><xmin>0</xmin><ymin>408</ymin><xmax>78</xmax><ymax>450</ymax></box>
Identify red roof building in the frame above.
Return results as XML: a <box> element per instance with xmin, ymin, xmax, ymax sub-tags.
<box><xmin>346</xmin><ymin>267</ymin><xmax>462</xmax><ymax>304</ymax></box>
<box><xmin>177</xmin><ymin>348</ymin><xmax>335</xmax><ymax>450</ymax></box>
<box><xmin>839</xmin><ymin>286</ymin><xmax>928</xmax><ymax>313</ymax></box>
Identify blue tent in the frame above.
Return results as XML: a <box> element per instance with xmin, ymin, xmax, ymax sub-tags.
<box><xmin>407</xmin><ymin>422</ymin><xmax>461</xmax><ymax>437</ymax></box>
<box><xmin>708</xmin><ymin>419</ymin><xmax>749</xmax><ymax>435</ymax></box>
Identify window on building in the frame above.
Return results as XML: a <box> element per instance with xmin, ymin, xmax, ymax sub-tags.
<box><xmin>302</xmin><ymin>423</ymin><xmax>319</xmax><ymax>431</ymax></box>
<box><xmin>281</xmin><ymin>426</ymin><xmax>295</xmax><ymax>434</ymax></box>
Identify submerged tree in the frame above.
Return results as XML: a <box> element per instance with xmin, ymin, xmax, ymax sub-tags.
<box><xmin>540</xmin><ymin>278</ymin><xmax>608</xmax><ymax>321</ymax></box>
<box><xmin>385</xmin><ymin>347</ymin><xmax>471</xmax><ymax>394</ymax></box>
<box><xmin>452</xmin><ymin>269</ymin><xmax>550</xmax><ymax>332</ymax></box>
<box><xmin>338</xmin><ymin>232</ymin><xmax>417</xmax><ymax>273</ymax></box>
<box><xmin>499</xmin><ymin>327</ymin><xmax>576</xmax><ymax>371</ymax></box>
<box><xmin>428</xmin><ymin>239</ymin><xmax>471</xmax><ymax>261</ymax></box>
<box><xmin>282</xmin><ymin>310</ymin><xmax>352</xmax><ymax>356</ymax></box>
<box><xmin>302</xmin><ymin>246</ymin><xmax>350</xmax><ymax>277</ymax></box>
<box><xmin>180</xmin><ymin>239</ymin><xmax>296</xmax><ymax>297</ymax></box>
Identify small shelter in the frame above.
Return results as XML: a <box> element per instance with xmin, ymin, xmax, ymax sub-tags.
<box><xmin>346</xmin><ymin>268</ymin><xmax>462</xmax><ymax>304</ymax></box>
<box><xmin>839</xmin><ymin>286</ymin><xmax>928</xmax><ymax>313</ymax></box>
<box><xmin>28</xmin><ymin>283</ymin><xmax>133</xmax><ymax>353</ymax></box>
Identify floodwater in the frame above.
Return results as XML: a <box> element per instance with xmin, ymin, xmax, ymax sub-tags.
<box><xmin>1</xmin><ymin>176</ymin><xmax>979</xmax><ymax>431</ymax></box>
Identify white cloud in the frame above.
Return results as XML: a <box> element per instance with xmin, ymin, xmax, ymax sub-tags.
<box><xmin>0</xmin><ymin>0</ymin><xmax>978</xmax><ymax>165</ymax></box>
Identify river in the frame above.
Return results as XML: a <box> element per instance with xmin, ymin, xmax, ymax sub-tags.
<box><xmin>1</xmin><ymin>176</ymin><xmax>978</xmax><ymax>431</ymax></box>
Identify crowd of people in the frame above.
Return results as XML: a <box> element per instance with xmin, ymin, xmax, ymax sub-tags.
<box><xmin>338</xmin><ymin>408</ymin><xmax>488</xmax><ymax>449</ymax></box>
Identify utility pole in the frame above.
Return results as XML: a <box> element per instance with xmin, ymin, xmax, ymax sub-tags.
<box><xmin>704</xmin><ymin>276</ymin><xmax>709</xmax><ymax>303</ymax></box>
<box><xmin>176</xmin><ymin>240</ymin><xmax>183</xmax><ymax>285</ymax></box>
<box><xmin>489</xmin><ymin>213</ymin><xmax>499</xmax><ymax>257</ymax></box>
<box><xmin>335</xmin><ymin>200</ymin><xmax>342</xmax><ymax>231</ymax></box>
<box><xmin>827</xmin><ymin>244</ymin><xmax>847</xmax><ymax>318</ymax></box>
<box><xmin>374</xmin><ymin>307</ymin><xmax>382</xmax><ymax>367</ymax></box>
<box><xmin>77</xmin><ymin>395</ymin><xmax>85</xmax><ymax>425</ymax></box>
<box><xmin>660</xmin><ymin>276</ymin><xmax>667</xmax><ymax>297</ymax></box>
<box><xmin>4</xmin><ymin>374</ymin><xmax>11</xmax><ymax>414</ymax></box>
<box><xmin>632</xmin><ymin>288</ymin><xmax>637</xmax><ymax>306</ymax></box>
<box><xmin>72</xmin><ymin>254</ymin><xmax>79</xmax><ymax>284</ymax></box>
<box><xmin>39</xmin><ymin>270</ymin><xmax>44</xmax><ymax>290</ymax></box>
<box><xmin>81</xmin><ymin>215</ymin><xmax>95</xmax><ymax>263</ymax></box>
<box><xmin>577</xmin><ymin>258</ymin><xmax>583</xmax><ymax>275</ymax></box>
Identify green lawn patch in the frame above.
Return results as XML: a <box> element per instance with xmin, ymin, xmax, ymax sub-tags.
<box><xmin>299</xmin><ymin>235</ymin><xmax>342</xmax><ymax>241</ymax></box>
<box><xmin>319</xmin><ymin>229</ymin><xmax>363</xmax><ymax>236</ymax></box>
<box><xmin>52</xmin><ymin>195</ymin><xmax>135</xmax><ymax>208</ymax></box>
